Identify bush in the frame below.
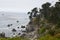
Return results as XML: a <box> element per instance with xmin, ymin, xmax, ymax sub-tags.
<box><xmin>48</xmin><ymin>30</ymin><xmax>55</xmax><ymax>36</ymax></box>
<box><xmin>38</xmin><ymin>27</ymin><xmax>46</xmax><ymax>34</ymax></box>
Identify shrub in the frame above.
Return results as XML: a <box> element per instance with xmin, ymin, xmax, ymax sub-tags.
<box><xmin>38</xmin><ymin>27</ymin><xmax>46</xmax><ymax>34</ymax></box>
<box><xmin>48</xmin><ymin>30</ymin><xmax>55</xmax><ymax>36</ymax></box>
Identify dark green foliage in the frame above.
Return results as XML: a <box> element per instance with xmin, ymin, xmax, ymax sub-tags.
<box><xmin>27</xmin><ymin>0</ymin><xmax>60</xmax><ymax>39</ymax></box>
<box><xmin>27</xmin><ymin>7</ymin><xmax>38</xmax><ymax>20</ymax></box>
<box><xmin>39</xmin><ymin>27</ymin><xmax>46</xmax><ymax>34</ymax></box>
<box><xmin>40</xmin><ymin>1</ymin><xmax>60</xmax><ymax>25</ymax></box>
<box><xmin>48</xmin><ymin>30</ymin><xmax>55</xmax><ymax>36</ymax></box>
<box><xmin>42</xmin><ymin>2</ymin><xmax>51</xmax><ymax>9</ymax></box>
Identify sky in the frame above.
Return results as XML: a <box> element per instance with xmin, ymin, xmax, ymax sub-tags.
<box><xmin>0</xmin><ymin>0</ymin><xmax>58</xmax><ymax>12</ymax></box>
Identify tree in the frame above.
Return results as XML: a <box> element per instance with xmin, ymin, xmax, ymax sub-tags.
<box><xmin>27</xmin><ymin>7</ymin><xmax>39</xmax><ymax>25</ymax></box>
<box><xmin>27</xmin><ymin>0</ymin><xmax>60</xmax><ymax>38</ymax></box>
<box><xmin>41</xmin><ymin>2</ymin><xmax>51</xmax><ymax>19</ymax></box>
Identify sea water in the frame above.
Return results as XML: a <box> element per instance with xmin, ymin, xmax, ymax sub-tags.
<box><xmin>0</xmin><ymin>12</ymin><xmax>29</xmax><ymax>37</ymax></box>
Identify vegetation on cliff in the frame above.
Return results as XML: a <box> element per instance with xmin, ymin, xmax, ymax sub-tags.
<box><xmin>27</xmin><ymin>0</ymin><xmax>60</xmax><ymax>40</ymax></box>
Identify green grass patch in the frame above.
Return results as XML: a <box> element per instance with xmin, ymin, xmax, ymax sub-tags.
<box><xmin>0</xmin><ymin>37</ymin><xmax>30</xmax><ymax>40</ymax></box>
<box><xmin>38</xmin><ymin>34</ymin><xmax>60</xmax><ymax>40</ymax></box>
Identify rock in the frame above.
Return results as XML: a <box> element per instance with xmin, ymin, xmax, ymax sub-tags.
<box><xmin>26</xmin><ymin>25</ymin><xmax>35</xmax><ymax>32</ymax></box>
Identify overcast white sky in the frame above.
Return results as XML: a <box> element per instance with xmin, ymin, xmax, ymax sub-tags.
<box><xmin>0</xmin><ymin>0</ymin><xmax>58</xmax><ymax>12</ymax></box>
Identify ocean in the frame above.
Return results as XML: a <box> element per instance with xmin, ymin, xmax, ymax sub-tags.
<box><xmin>0</xmin><ymin>12</ymin><xmax>29</xmax><ymax>37</ymax></box>
<box><xmin>0</xmin><ymin>12</ymin><xmax>29</xmax><ymax>28</ymax></box>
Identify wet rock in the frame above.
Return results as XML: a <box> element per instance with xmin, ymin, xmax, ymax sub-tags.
<box><xmin>21</xmin><ymin>26</ymin><xmax>25</xmax><ymax>28</ymax></box>
<box><xmin>12</xmin><ymin>29</ymin><xmax>16</xmax><ymax>32</ymax></box>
